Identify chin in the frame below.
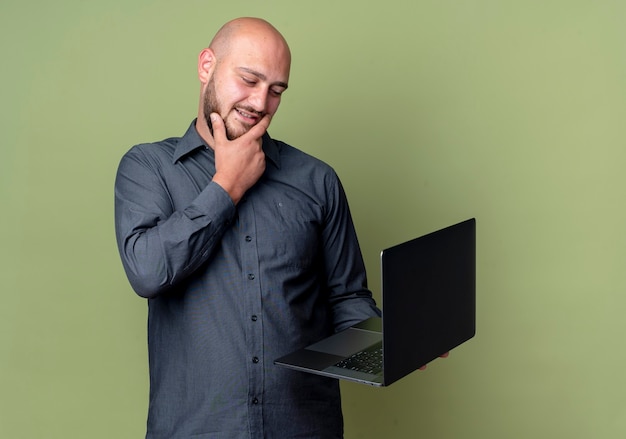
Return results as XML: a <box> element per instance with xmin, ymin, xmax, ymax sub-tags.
<box><xmin>225</xmin><ymin>121</ymin><xmax>253</xmax><ymax>140</ymax></box>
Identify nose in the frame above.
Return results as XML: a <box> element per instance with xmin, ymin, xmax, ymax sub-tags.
<box><xmin>248</xmin><ymin>87</ymin><xmax>268</xmax><ymax>114</ymax></box>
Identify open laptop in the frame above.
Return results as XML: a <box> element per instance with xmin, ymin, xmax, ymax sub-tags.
<box><xmin>274</xmin><ymin>218</ymin><xmax>476</xmax><ymax>387</ymax></box>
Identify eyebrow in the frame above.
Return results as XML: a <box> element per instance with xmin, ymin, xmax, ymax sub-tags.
<box><xmin>237</xmin><ymin>67</ymin><xmax>289</xmax><ymax>90</ymax></box>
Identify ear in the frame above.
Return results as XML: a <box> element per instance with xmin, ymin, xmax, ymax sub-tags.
<box><xmin>198</xmin><ymin>48</ymin><xmax>216</xmax><ymax>85</ymax></box>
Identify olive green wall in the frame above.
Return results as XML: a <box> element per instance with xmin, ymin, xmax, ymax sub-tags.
<box><xmin>2</xmin><ymin>0</ymin><xmax>625</xmax><ymax>437</ymax></box>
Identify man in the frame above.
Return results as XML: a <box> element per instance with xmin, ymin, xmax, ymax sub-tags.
<box><xmin>115</xmin><ymin>17</ymin><xmax>380</xmax><ymax>438</ymax></box>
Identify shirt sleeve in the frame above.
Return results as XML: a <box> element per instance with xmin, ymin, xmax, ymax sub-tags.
<box><xmin>114</xmin><ymin>146</ymin><xmax>236</xmax><ymax>298</ymax></box>
<box><xmin>322</xmin><ymin>173</ymin><xmax>382</xmax><ymax>332</ymax></box>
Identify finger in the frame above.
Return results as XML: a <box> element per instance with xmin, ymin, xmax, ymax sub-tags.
<box><xmin>242</xmin><ymin>113</ymin><xmax>272</xmax><ymax>141</ymax></box>
<box><xmin>440</xmin><ymin>352</ymin><xmax>449</xmax><ymax>359</ymax></box>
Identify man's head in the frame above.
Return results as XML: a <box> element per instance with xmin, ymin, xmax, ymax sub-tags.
<box><xmin>197</xmin><ymin>17</ymin><xmax>291</xmax><ymax>141</ymax></box>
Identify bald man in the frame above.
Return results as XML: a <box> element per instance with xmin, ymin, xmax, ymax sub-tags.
<box><xmin>115</xmin><ymin>17</ymin><xmax>380</xmax><ymax>438</ymax></box>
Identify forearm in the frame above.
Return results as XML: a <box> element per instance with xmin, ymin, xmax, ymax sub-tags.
<box><xmin>115</xmin><ymin>165</ymin><xmax>235</xmax><ymax>298</ymax></box>
<box><xmin>330</xmin><ymin>288</ymin><xmax>381</xmax><ymax>332</ymax></box>
<box><xmin>326</xmin><ymin>246</ymin><xmax>381</xmax><ymax>331</ymax></box>
<box><xmin>322</xmin><ymin>176</ymin><xmax>381</xmax><ymax>331</ymax></box>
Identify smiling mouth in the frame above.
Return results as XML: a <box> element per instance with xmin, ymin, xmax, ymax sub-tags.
<box><xmin>235</xmin><ymin>107</ymin><xmax>263</xmax><ymax>124</ymax></box>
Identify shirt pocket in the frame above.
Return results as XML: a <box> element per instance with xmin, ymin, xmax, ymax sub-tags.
<box><xmin>255</xmin><ymin>197</ymin><xmax>323</xmax><ymax>271</ymax></box>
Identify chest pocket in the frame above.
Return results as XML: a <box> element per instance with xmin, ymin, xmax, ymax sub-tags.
<box><xmin>253</xmin><ymin>196</ymin><xmax>323</xmax><ymax>271</ymax></box>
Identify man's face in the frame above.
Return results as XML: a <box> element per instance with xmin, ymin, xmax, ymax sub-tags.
<box><xmin>203</xmin><ymin>72</ymin><xmax>270</xmax><ymax>141</ymax></box>
<box><xmin>202</xmin><ymin>38</ymin><xmax>290</xmax><ymax>140</ymax></box>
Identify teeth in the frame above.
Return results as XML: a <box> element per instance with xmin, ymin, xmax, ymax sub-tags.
<box><xmin>237</xmin><ymin>109</ymin><xmax>255</xmax><ymax>118</ymax></box>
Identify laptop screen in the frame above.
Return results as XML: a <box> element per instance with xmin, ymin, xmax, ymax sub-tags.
<box><xmin>381</xmin><ymin>218</ymin><xmax>476</xmax><ymax>385</ymax></box>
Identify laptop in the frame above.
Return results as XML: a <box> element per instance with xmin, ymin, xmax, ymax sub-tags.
<box><xmin>274</xmin><ymin>218</ymin><xmax>476</xmax><ymax>387</ymax></box>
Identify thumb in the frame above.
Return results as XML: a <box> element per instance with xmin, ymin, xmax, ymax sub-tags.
<box><xmin>209</xmin><ymin>112</ymin><xmax>226</xmax><ymax>142</ymax></box>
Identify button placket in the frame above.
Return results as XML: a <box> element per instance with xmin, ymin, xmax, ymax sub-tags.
<box><xmin>237</xmin><ymin>197</ymin><xmax>264</xmax><ymax>430</ymax></box>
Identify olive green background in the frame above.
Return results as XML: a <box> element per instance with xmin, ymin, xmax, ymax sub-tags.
<box><xmin>2</xmin><ymin>0</ymin><xmax>625</xmax><ymax>437</ymax></box>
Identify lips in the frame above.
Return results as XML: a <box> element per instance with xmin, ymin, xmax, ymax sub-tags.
<box><xmin>235</xmin><ymin>107</ymin><xmax>262</xmax><ymax>124</ymax></box>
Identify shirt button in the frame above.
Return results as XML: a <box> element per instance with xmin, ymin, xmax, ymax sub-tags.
<box><xmin>245</xmin><ymin>235</ymin><xmax>252</xmax><ymax>242</ymax></box>
<box><xmin>251</xmin><ymin>315</ymin><xmax>258</xmax><ymax>322</ymax></box>
<box><xmin>252</xmin><ymin>397</ymin><xmax>259</xmax><ymax>405</ymax></box>
<box><xmin>248</xmin><ymin>273</ymin><xmax>255</xmax><ymax>280</ymax></box>
<box><xmin>252</xmin><ymin>357</ymin><xmax>259</xmax><ymax>364</ymax></box>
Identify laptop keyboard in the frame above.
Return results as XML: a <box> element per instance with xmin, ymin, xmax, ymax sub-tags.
<box><xmin>334</xmin><ymin>342</ymin><xmax>383</xmax><ymax>375</ymax></box>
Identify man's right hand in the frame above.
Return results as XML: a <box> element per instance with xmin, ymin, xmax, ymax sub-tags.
<box><xmin>209</xmin><ymin>112</ymin><xmax>271</xmax><ymax>204</ymax></box>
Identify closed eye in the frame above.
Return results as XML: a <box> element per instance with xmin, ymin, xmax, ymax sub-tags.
<box><xmin>270</xmin><ymin>88</ymin><xmax>285</xmax><ymax>97</ymax></box>
<box><xmin>242</xmin><ymin>76</ymin><xmax>257</xmax><ymax>86</ymax></box>
<box><xmin>237</xmin><ymin>67</ymin><xmax>289</xmax><ymax>95</ymax></box>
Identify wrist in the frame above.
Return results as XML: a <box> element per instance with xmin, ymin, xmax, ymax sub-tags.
<box><xmin>212</xmin><ymin>174</ymin><xmax>244</xmax><ymax>205</ymax></box>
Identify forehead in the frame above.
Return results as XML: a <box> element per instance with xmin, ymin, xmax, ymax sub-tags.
<box><xmin>220</xmin><ymin>32</ymin><xmax>291</xmax><ymax>83</ymax></box>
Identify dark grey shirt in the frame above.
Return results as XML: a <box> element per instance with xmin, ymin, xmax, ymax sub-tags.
<box><xmin>114</xmin><ymin>121</ymin><xmax>380</xmax><ymax>438</ymax></box>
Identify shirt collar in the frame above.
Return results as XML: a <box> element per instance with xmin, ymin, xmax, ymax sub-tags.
<box><xmin>173</xmin><ymin>119</ymin><xmax>281</xmax><ymax>169</ymax></box>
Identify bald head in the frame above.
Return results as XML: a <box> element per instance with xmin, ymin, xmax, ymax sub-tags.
<box><xmin>209</xmin><ymin>17</ymin><xmax>291</xmax><ymax>65</ymax></box>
